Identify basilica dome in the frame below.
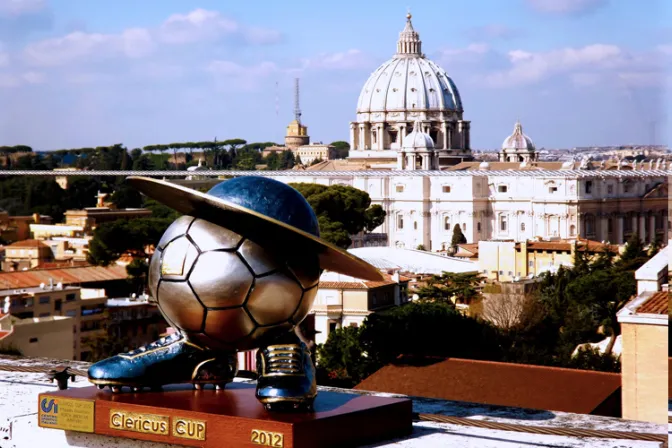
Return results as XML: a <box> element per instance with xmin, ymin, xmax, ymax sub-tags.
<box><xmin>348</xmin><ymin>13</ymin><xmax>473</xmax><ymax>167</ymax></box>
<box><xmin>356</xmin><ymin>14</ymin><xmax>463</xmax><ymax>114</ymax></box>
<box><xmin>402</xmin><ymin>121</ymin><xmax>434</xmax><ymax>151</ymax></box>
<box><xmin>502</xmin><ymin>121</ymin><xmax>535</xmax><ymax>152</ymax></box>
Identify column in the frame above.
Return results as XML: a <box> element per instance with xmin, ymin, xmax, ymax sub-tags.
<box><xmin>600</xmin><ymin>215</ymin><xmax>609</xmax><ymax>241</ymax></box>
<box><xmin>664</xmin><ymin>212</ymin><xmax>669</xmax><ymax>240</ymax></box>
<box><xmin>632</xmin><ymin>215</ymin><xmax>639</xmax><ymax>239</ymax></box>
<box><xmin>649</xmin><ymin>215</ymin><xmax>656</xmax><ymax>243</ymax></box>
<box><xmin>447</xmin><ymin>125</ymin><xmax>453</xmax><ymax>149</ymax></box>
<box><xmin>349</xmin><ymin>123</ymin><xmax>356</xmax><ymax>150</ymax></box>
<box><xmin>638</xmin><ymin>214</ymin><xmax>647</xmax><ymax>243</ymax></box>
<box><xmin>359</xmin><ymin>124</ymin><xmax>365</xmax><ymax>150</ymax></box>
<box><xmin>441</xmin><ymin>122</ymin><xmax>448</xmax><ymax>150</ymax></box>
<box><xmin>375</xmin><ymin>124</ymin><xmax>381</xmax><ymax>150</ymax></box>
<box><xmin>616</xmin><ymin>215</ymin><xmax>624</xmax><ymax>244</ymax></box>
<box><xmin>399</xmin><ymin>123</ymin><xmax>406</xmax><ymax>148</ymax></box>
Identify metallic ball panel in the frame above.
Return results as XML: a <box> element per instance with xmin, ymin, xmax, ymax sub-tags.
<box><xmin>185</xmin><ymin>331</ymin><xmax>235</xmax><ymax>352</ymax></box>
<box><xmin>189</xmin><ymin>252</ymin><xmax>253</xmax><ymax>308</ymax></box>
<box><xmin>246</xmin><ymin>273</ymin><xmax>303</xmax><ymax>326</ymax></box>
<box><xmin>156</xmin><ymin>215</ymin><xmax>194</xmax><ymax>250</ymax></box>
<box><xmin>288</xmin><ymin>254</ymin><xmax>321</xmax><ymax>289</ymax></box>
<box><xmin>147</xmin><ymin>250</ymin><xmax>161</xmax><ymax>301</ymax></box>
<box><xmin>188</xmin><ymin>218</ymin><xmax>242</xmax><ymax>252</ymax></box>
<box><xmin>205</xmin><ymin>308</ymin><xmax>256</xmax><ymax>343</ymax></box>
<box><xmin>237</xmin><ymin>239</ymin><xmax>281</xmax><ymax>276</ymax></box>
<box><xmin>160</xmin><ymin>236</ymin><xmax>199</xmax><ymax>281</ymax></box>
<box><xmin>157</xmin><ymin>281</ymin><xmax>205</xmax><ymax>332</ymax></box>
<box><xmin>250</xmin><ymin>323</ymin><xmax>294</xmax><ymax>347</ymax></box>
<box><xmin>292</xmin><ymin>285</ymin><xmax>318</xmax><ymax>325</ymax></box>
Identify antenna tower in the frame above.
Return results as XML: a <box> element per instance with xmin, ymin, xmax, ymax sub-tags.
<box><xmin>294</xmin><ymin>78</ymin><xmax>302</xmax><ymax>124</ymax></box>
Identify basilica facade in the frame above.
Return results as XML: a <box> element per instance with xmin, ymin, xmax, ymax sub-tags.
<box><xmin>269</xmin><ymin>13</ymin><xmax>671</xmax><ymax>249</ymax></box>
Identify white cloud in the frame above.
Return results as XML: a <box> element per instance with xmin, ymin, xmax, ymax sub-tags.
<box><xmin>157</xmin><ymin>9</ymin><xmax>280</xmax><ymax>45</ymax></box>
<box><xmin>657</xmin><ymin>44</ymin><xmax>672</xmax><ymax>55</ymax></box>
<box><xmin>298</xmin><ymin>49</ymin><xmax>375</xmax><ymax>71</ymax></box>
<box><xmin>0</xmin><ymin>70</ymin><xmax>46</xmax><ymax>88</ymax></box>
<box><xmin>483</xmin><ymin>44</ymin><xmax>633</xmax><ymax>87</ymax></box>
<box><xmin>23</xmin><ymin>28</ymin><xmax>154</xmax><ymax>67</ymax></box>
<box><xmin>0</xmin><ymin>0</ymin><xmax>46</xmax><ymax>17</ymax></box>
<box><xmin>525</xmin><ymin>0</ymin><xmax>608</xmax><ymax>15</ymax></box>
<box><xmin>466</xmin><ymin>24</ymin><xmax>518</xmax><ymax>41</ymax></box>
<box><xmin>21</xmin><ymin>9</ymin><xmax>279</xmax><ymax>67</ymax></box>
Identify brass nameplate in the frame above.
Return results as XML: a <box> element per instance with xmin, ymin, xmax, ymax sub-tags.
<box><xmin>173</xmin><ymin>417</ymin><xmax>206</xmax><ymax>441</ymax></box>
<box><xmin>109</xmin><ymin>409</ymin><xmax>169</xmax><ymax>435</ymax></box>
<box><xmin>38</xmin><ymin>395</ymin><xmax>94</xmax><ymax>433</ymax></box>
<box><xmin>251</xmin><ymin>429</ymin><xmax>284</xmax><ymax>447</ymax></box>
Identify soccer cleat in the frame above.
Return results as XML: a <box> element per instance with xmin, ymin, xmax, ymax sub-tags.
<box><xmin>87</xmin><ymin>333</ymin><xmax>237</xmax><ymax>393</ymax></box>
<box><xmin>255</xmin><ymin>338</ymin><xmax>317</xmax><ymax>412</ymax></box>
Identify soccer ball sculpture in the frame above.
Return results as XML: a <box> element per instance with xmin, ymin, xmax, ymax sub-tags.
<box><xmin>87</xmin><ymin>176</ymin><xmax>382</xmax><ymax>412</ymax></box>
<box><xmin>149</xmin><ymin>214</ymin><xmax>320</xmax><ymax>352</ymax></box>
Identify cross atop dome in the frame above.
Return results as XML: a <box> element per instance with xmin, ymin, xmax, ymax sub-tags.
<box><xmin>397</xmin><ymin>11</ymin><xmax>422</xmax><ymax>56</ymax></box>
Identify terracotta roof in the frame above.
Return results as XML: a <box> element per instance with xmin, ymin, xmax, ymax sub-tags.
<box><xmin>635</xmin><ymin>291</ymin><xmax>669</xmax><ymax>315</ymax></box>
<box><xmin>354</xmin><ymin>357</ymin><xmax>621</xmax><ymax>417</ymax></box>
<box><xmin>7</xmin><ymin>239</ymin><xmax>49</xmax><ymax>248</ymax></box>
<box><xmin>0</xmin><ymin>265</ymin><xmax>128</xmax><ymax>290</ymax></box>
<box><xmin>516</xmin><ymin>239</ymin><xmax>618</xmax><ymax>253</ymax></box>
<box><xmin>319</xmin><ymin>272</ymin><xmax>410</xmax><ymax>290</ymax></box>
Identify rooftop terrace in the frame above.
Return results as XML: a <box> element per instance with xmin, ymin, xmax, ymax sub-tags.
<box><xmin>0</xmin><ymin>355</ymin><xmax>668</xmax><ymax>447</ymax></box>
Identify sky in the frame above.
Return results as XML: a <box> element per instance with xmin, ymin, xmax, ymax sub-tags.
<box><xmin>0</xmin><ymin>0</ymin><xmax>670</xmax><ymax>151</ymax></box>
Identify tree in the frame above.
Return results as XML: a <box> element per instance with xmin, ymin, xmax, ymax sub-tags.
<box><xmin>359</xmin><ymin>302</ymin><xmax>503</xmax><ymax>371</ymax></box>
<box><xmin>330</xmin><ymin>141</ymin><xmax>350</xmax><ymax>159</ymax></box>
<box><xmin>87</xmin><ymin>218</ymin><xmax>173</xmax><ymax>266</ymax></box>
<box><xmin>416</xmin><ymin>244</ymin><xmax>426</xmax><ymax>251</ymax></box>
<box><xmin>415</xmin><ymin>271</ymin><xmax>483</xmax><ymax>305</ymax></box>
<box><xmin>364</xmin><ymin>204</ymin><xmax>386</xmax><ymax>232</ymax></box>
<box><xmin>289</xmin><ymin>183</ymin><xmax>387</xmax><ymax>248</ymax></box>
<box><xmin>316</xmin><ymin>326</ymin><xmax>371</xmax><ymax>387</ymax></box>
<box><xmin>451</xmin><ymin>224</ymin><xmax>467</xmax><ymax>249</ymax></box>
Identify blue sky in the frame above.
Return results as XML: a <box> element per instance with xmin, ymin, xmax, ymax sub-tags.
<box><xmin>0</xmin><ymin>0</ymin><xmax>669</xmax><ymax>151</ymax></box>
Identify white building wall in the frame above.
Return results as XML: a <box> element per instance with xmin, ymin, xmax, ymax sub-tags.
<box><xmin>273</xmin><ymin>172</ymin><xmax>667</xmax><ymax>250</ymax></box>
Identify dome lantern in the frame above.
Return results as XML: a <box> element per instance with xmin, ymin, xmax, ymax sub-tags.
<box><xmin>396</xmin><ymin>11</ymin><xmax>422</xmax><ymax>57</ymax></box>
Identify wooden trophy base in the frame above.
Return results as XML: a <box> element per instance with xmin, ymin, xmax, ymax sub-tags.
<box><xmin>38</xmin><ymin>382</ymin><xmax>413</xmax><ymax>447</ymax></box>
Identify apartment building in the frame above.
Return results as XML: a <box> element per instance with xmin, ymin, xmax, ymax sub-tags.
<box><xmin>0</xmin><ymin>313</ymin><xmax>74</xmax><ymax>360</ymax></box>
<box><xmin>1</xmin><ymin>283</ymin><xmax>107</xmax><ymax>360</ymax></box>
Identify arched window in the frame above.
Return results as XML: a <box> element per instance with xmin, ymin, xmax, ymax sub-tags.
<box><xmin>397</xmin><ymin>214</ymin><xmax>404</xmax><ymax>230</ymax></box>
<box><xmin>444</xmin><ymin>217</ymin><xmax>450</xmax><ymax>231</ymax></box>
<box><xmin>413</xmin><ymin>221</ymin><xmax>418</xmax><ymax>230</ymax></box>
<box><xmin>570</xmin><ymin>225</ymin><xmax>576</xmax><ymax>236</ymax></box>
<box><xmin>521</xmin><ymin>222</ymin><xmax>526</xmax><ymax>232</ymax></box>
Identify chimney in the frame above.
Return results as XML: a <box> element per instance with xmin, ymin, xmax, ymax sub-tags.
<box><xmin>392</xmin><ymin>271</ymin><xmax>400</xmax><ymax>283</ymax></box>
<box><xmin>49</xmin><ymin>278</ymin><xmax>53</xmax><ymax>289</ymax></box>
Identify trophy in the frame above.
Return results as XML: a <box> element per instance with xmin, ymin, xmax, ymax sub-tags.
<box><xmin>37</xmin><ymin>177</ymin><xmax>412</xmax><ymax>447</ymax></box>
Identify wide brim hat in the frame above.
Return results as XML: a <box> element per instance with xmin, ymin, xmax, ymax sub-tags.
<box><xmin>127</xmin><ymin>176</ymin><xmax>384</xmax><ymax>282</ymax></box>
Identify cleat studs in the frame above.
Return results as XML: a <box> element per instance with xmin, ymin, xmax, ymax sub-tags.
<box><xmin>194</xmin><ymin>384</ymin><xmax>202</xmax><ymax>390</ymax></box>
<box><xmin>111</xmin><ymin>386</ymin><xmax>121</xmax><ymax>393</ymax></box>
<box><xmin>97</xmin><ymin>385</ymin><xmax>104</xmax><ymax>390</ymax></box>
<box><xmin>216</xmin><ymin>384</ymin><xmax>225</xmax><ymax>390</ymax></box>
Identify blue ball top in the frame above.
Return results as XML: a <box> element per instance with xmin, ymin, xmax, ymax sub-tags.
<box><xmin>207</xmin><ymin>176</ymin><xmax>320</xmax><ymax>238</ymax></box>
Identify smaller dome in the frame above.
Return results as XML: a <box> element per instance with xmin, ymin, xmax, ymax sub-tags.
<box><xmin>402</xmin><ymin>121</ymin><xmax>435</xmax><ymax>151</ymax></box>
<box><xmin>561</xmin><ymin>161</ymin><xmax>574</xmax><ymax>169</ymax></box>
<box><xmin>502</xmin><ymin>121</ymin><xmax>535</xmax><ymax>152</ymax></box>
<box><xmin>479</xmin><ymin>161</ymin><xmax>490</xmax><ymax>170</ymax></box>
<box><xmin>187</xmin><ymin>158</ymin><xmax>207</xmax><ymax>171</ymax></box>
